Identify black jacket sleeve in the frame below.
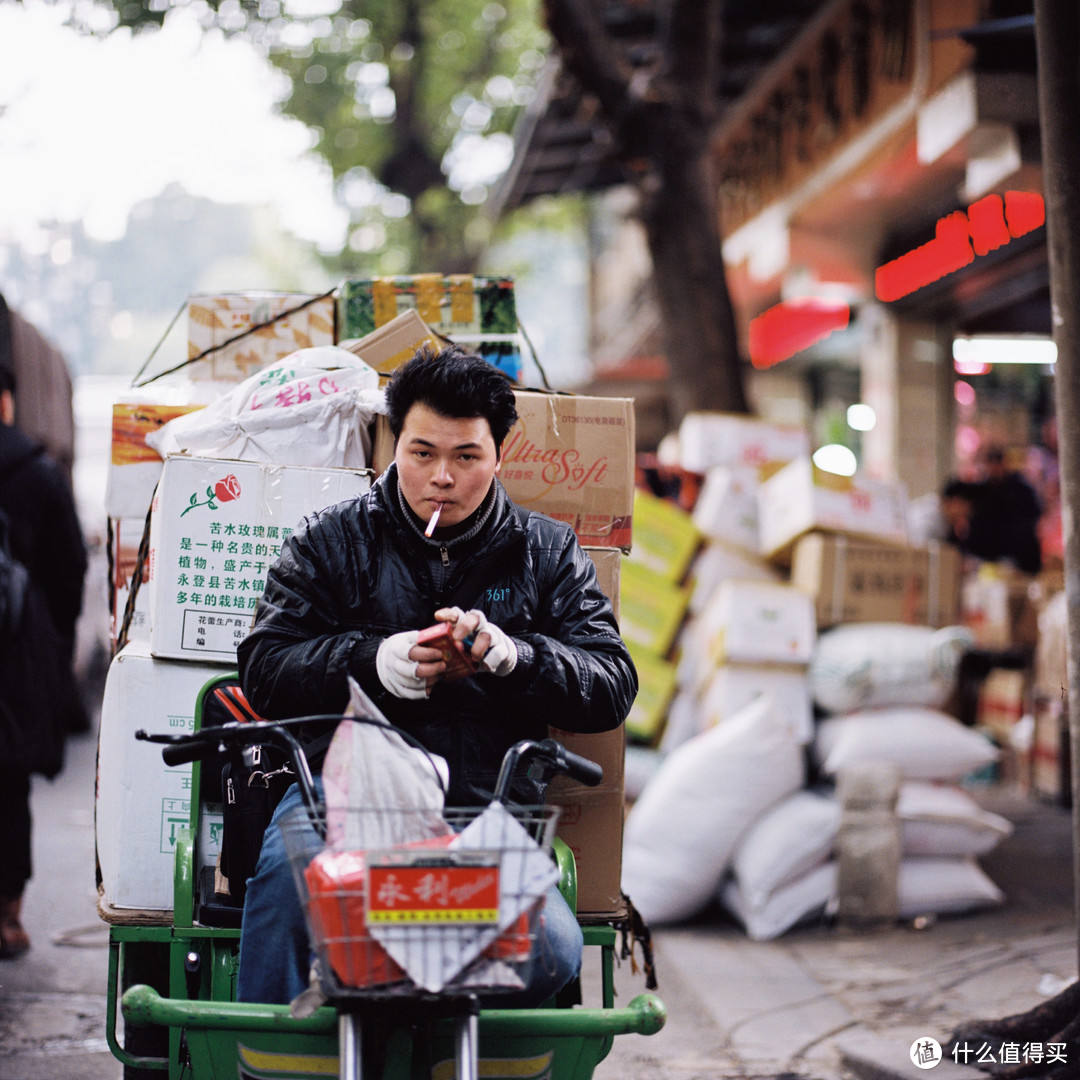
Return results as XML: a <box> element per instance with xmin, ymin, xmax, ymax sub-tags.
<box><xmin>237</xmin><ymin>515</ymin><xmax>380</xmax><ymax>721</ymax></box>
<box><xmin>501</xmin><ymin>526</ymin><xmax>636</xmax><ymax>734</ymax></box>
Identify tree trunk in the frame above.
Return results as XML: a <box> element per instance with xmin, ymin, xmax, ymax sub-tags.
<box><xmin>542</xmin><ymin>0</ymin><xmax>749</xmax><ymax>423</ymax></box>
<box><xmin>638</xmin><ymin>120</ymin><xmax>749</xmax><ymax>422</ymax></box>
<box><xmin>1034</xmin><ymin>0</ymin><xmax>1080</xmax><ymax>958</ymax></box>
<box><xmin>943</xmin><ymin>7</ymin><xmax>1080</xmax><ymax>1074</ymax></box>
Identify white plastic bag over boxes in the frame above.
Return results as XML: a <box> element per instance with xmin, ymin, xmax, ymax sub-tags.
<box><xmin>147</xmin><ymin>347</ymin><xmax>383</xmax><ymax>469</ymax></box>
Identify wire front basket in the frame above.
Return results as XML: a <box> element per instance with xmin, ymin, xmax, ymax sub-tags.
<box><xmin>280</xmin><ymin>803</ymin><xmax>561</xmax><ymax>1000</ymax></box>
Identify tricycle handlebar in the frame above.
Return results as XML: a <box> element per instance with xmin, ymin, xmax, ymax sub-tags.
<box><xmin>137</xmin><ymin>720</ymin><xmax>604</xmax><ymax>812</ymax></box>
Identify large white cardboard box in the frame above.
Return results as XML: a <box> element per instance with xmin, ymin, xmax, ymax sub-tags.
<box><xmin>148</xmin><ymin>456</ymin><xmax>371</xmax><ymax>663</ymax></box>
<box><xmin>698</xmin><ymin>578</ymin><xmax>817</xmax><ymax>666</ymax></box>
<box><xmin>757</xmin><ymin>457</ymin><xmax>909</xmax><ymax>564</ymax></box>
<box><xmin>678</xmin><ymin>411</ymin><xmax>809</xmax><ymax>474</ymax></box>
<box><xmin>97</xmin><ymin>642</ymin><xmax>233</xmax><ymax>910</ymax></box>
<box><xmin>691</xmin><ymin>464</ymin><xmax>763</xmax><ymax>554</ymax></box>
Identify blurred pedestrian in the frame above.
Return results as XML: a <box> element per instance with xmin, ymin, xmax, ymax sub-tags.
<box><xmin>0</xmin><ymin>294</ymin><xmax>76</xmax><ymax>487</ymax></box>
<box><xmin>0</xmin><ymin>363</ymin><xmax>87</xmax><ymax>957</ymax></box>
<box><xmin>940</xmin><ymin>478</ymin><xmax>977</xmax><ymax>552</ymax></box>
<box><xmin>966</xmin><ymin>445</ymin><xmax>1042</xmax><ymax>575</ymax></box>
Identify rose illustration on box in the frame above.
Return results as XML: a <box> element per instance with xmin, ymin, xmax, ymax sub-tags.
<box><xmin>179</xmin><ymin>474</ymin><xmax>242</xmax><ymax>516</ymax></box>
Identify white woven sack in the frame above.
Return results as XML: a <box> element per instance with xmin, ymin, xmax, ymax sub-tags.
<box><xmin>730</xmin><ymin>789</ymin><xmax>840</xmax><ymax>908</ymax></box>
<box><xmin>621</xmin><ymin>693</ymin><xmax>805</xmax><ymax>925</ymax></box>
<box><xmin>720</xmin><ymin>861</ymin><xmax>836</xmax><ymax>941</ymax></box>
<box><xmin>814</xmin><ymin>707</ymin><xmax>999</xmax><ymax>781</ymax></box>
<box><xmin>897</xmin><ymin>857</ymin><xmax>1004</xmax><ymax>917</ymax></box>
<box><xmin>898</xmin><ymin>782</ymin><xmax>1014</xmax><ymax>857</ymax></box>
<box><xmin>720</xmin><ymin>854</ymin><xmax>1003</xmax><ymax>940</ymax></box>
<box><xmin>810</xmin><ymin>623</ymin><xmax>973</xmax><ymax>714</ymax></box>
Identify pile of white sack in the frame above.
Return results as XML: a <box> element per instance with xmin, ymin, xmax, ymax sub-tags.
<box><xmin>622</xmin><ymin>622</ymin><xmax>1013</xmax><ymax>939</ymax></box>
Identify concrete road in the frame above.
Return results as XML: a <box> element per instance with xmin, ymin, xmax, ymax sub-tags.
<box><xmin>2</xmin><ymin>652</ymin><xmax>1072</xmax><ymax>1080</ymax></box>
<box><xmin>0</xmin><ymin>723</ymin><xmax>121</xmax><ymax>1080</ymax></box>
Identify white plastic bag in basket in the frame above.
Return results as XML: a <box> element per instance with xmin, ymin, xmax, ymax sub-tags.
<box><xmin>145</xmin><ymin>346</ymin><xmax>384</xmax><ymax>468</ymax></box>
<box><xmin>321</xmin><ymin>678</ymin><xmax>450</xmax><ymax>852</ymax></box>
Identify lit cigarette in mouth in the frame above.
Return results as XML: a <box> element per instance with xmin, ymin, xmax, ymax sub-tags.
<box><xmin>424</xmin><ymin>505</ymin><xmax>442</xmax><ymax>537</ymax></box>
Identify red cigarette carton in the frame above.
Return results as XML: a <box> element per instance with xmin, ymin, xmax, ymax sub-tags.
<box><xmin>417</xmin><ymin>623</ymin><xmax>478</xmax><ymax>680</ymax></box>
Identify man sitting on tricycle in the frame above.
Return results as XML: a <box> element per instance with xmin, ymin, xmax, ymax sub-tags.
<box><xmin>234</xmin><ymin>345</ymin><xmax>638</xmax><ymax>1005</ymax></box>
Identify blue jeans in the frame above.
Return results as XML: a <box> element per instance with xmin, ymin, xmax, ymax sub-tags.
<box><xmin>237</xmin><ymin>782</ymin><xmax>583</xmax><ymax>1006</ymax></box>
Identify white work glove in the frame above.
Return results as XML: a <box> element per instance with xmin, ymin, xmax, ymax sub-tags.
<box><xmin>461</xmin><ymin>609</ymin><xmax>518</xmax><ymax>677</ymax></box>
<box><xmin>375</xmin><ymin>630</ymin><xmax>427</xmax><ymax>699</ymax></box>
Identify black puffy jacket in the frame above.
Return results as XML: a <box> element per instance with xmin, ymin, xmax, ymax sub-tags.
<box><xmin>238</xmin><ymin>464</ymin><xmax>636</xmax><ymax>805</ymax></box>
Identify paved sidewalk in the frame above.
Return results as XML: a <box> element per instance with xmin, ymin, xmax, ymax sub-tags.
<box><xmin>590</xmin><ymin>784</ymin><xmax>1077</xmax><ymax>1080</ymax></box>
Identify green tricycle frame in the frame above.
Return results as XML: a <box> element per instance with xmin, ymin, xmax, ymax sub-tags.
<box><xmin>103</xmin><ymin>673</ymin><xmax>665</xmax><ymax>1080</ymax></box>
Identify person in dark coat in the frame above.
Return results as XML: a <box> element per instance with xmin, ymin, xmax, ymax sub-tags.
<box><xmin>966</xmin><ymin>445</ymin><xmax>1043</xmax><ymax>575</ymax></box>
<box><xmin>0</xmin><ymin>365</ymin><xmax>87</xmax><ymax>957</ymax></box>
<box><xmin>235</xmin><ymin>345</ymin><xmax>637</xmax><ymax>1003</ymax></box>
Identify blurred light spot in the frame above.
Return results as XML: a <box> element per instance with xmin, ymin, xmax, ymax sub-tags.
<box><xmin>110</xmin><ymin>311</ymin><xmax>134</xmax><ymax>340</ymax></box>
<box><xmin>813</xmin><ymin>444</ymin><xmax>857</xmax><ymax>476</ymax></box>
<box><xmin>50</xmin><ymin>238</ymin><xmax>73</xmax><ymax>266</ymax></box>
<box><xmin>846</xmin><ymin>403</ymin><xmax>876</xmax><ymax>431</ymax></box>
<box><xmin>954</xmin><ymin>380</ymin><xmax>976</xmax><ymax>406</ymax></box>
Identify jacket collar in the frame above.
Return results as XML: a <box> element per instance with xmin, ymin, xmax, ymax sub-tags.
<box><xmin>375</xmin><ymin>462</ymin><xmax>522</xmax><ymax>553</ymax></box>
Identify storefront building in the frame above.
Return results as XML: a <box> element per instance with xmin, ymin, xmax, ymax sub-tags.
<box><xmin>494</xmin><ymin>1</ymin><xmax>1052</xmax><ymax>508</ymax></box>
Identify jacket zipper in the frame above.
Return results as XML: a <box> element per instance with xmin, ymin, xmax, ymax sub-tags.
<box><xmin>440</xmin><ymin>545</ymin><xmax>449</xmax><ymax>568</ymax></box>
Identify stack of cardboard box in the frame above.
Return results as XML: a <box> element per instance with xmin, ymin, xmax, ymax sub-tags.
<box><xmin>660</xmin><ymin>414</ymin><xmax>819</xmax><ymax>754</ymax></box>
<box><xmin>618</xmin><ymin>489</ymin><xmax>700</xmax><ymax>743</ymax></box>
<box><xmin>631</xmin><ymin>412</ymin><xmax>975</xmax><ymax>765</ymax></box>
<box><xmin>100</xmin><ymin>290</ymin><xmax>362</xmax><ymax>915</ymax></box>
<box><xmin>99</xmin><ymin>279</ymin><xmax>635</xmax><ymax>921</ymax></box>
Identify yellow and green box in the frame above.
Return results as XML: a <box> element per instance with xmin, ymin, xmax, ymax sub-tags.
<box><xmin>336</xmin><ymin>275</ymin><xmax>522</xmax><ymax>381</ymax></box>
<box><xmin>619</xmin><ymin>558</ymin><xmax>690</xmax><ymax>658</ymax></box>
<box><xmin>626</xmin><ymin>488</ymin><xmax>702</xmax><ymax>584</ymax></box>
<box><xmin>625</xmin><ymin>643</ymin><xmax>678</xmax><ymax>744</ymax></box>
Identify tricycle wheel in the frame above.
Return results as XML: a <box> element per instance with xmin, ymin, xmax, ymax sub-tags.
<box><xmin>122</xmin><ymin>1025</ymin><xmax>168</xmax><ymax>1080</ymax></box>
<box><xmin>121</xmin><ymin>940</ymin><xmax>170</xmax><ymax>1079</ymax></box>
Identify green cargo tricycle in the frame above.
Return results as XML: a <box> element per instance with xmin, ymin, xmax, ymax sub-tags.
<box><xmin>104</xmin><ymin>673</ymin><xmax>665</xmax><ymax>1080</ymax></box>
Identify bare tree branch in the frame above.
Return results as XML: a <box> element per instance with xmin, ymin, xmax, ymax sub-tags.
<box><xmin>664</xmin><ymin>0</ymin><xmax>724</xmax><ymax>120</ymax></box>
<box><xmin>542</xmin><ymin>0</ymin><xmax>634</xmax><ymax>122</ymax></box>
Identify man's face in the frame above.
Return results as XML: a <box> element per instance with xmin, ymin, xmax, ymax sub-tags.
<box><xmin>394</xmin><ymin>402</ymin><xmax>501</xmax><ymax>530</ymax></box>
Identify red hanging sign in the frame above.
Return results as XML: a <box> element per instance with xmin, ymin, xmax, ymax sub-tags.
<box><xmin>875</xmin><ymin>192</ymin><xmax>1045</xmax><ymax>303</ymax></box>
<box><xmin>748</xmin><ymin>299</ymin><xmax>851</xmax><ymax>369</ymax></box>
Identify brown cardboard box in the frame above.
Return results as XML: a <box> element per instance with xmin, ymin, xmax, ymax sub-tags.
<box><xmin>791</xmin><ymin>532</ymin><xmax>962</xmax><ymax>629</ymax></box>
<box><xmin>546</xmin><ymin>724</ymin><xmax>626</xmax><ymax>916</ymax></box>
<box><xmin>186</xmin><ymin>292</ymin><xmax>335</xmax><ymax>382</ymax></box>
<box><xmin>109</xmin><ymin>516</ymin><xmax>150</xmax><ymax>650</ymax></box>
<box><xmin>373</xmin><ymin>390</ymin><xmax>636</xmax><ymax>550</ymax></box>
<box><xmin>337</xmin><ymin>309</ymin><xmax>442</xmax><ymax>383</ymax></box>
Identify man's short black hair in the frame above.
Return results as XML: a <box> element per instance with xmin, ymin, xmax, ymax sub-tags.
<box><xmin>385</xmin><ymin>344</ymin><xmax>518</xmax><ymax>451</ymax></box>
